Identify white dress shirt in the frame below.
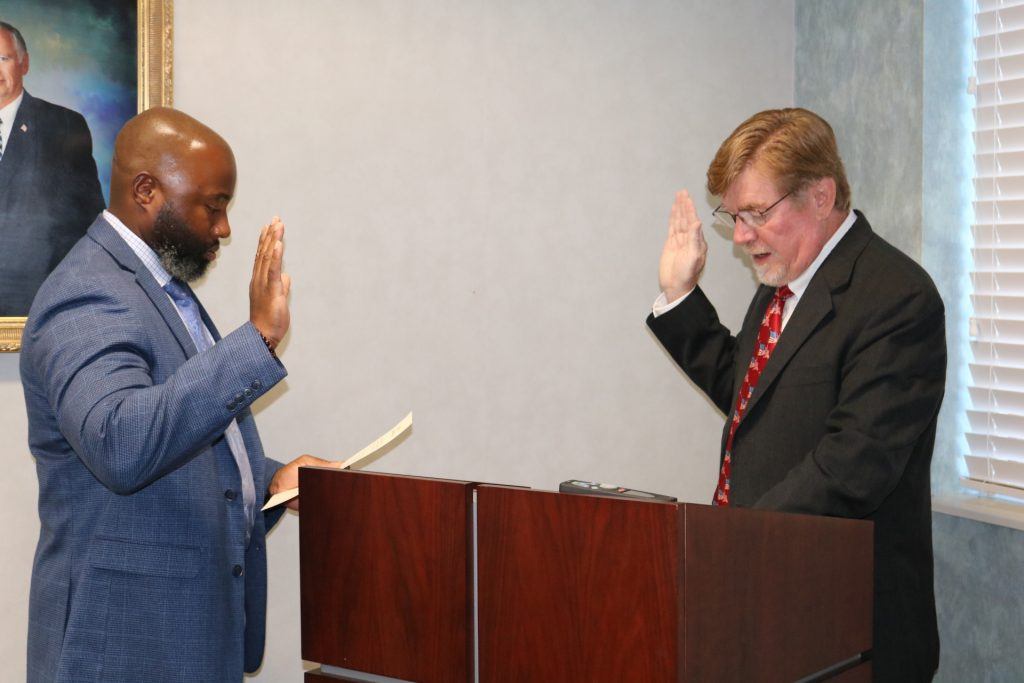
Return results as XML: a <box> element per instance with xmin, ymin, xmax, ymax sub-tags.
<box><xmin>0</xmin><ymin>90</ymin><xmax>24</xmax><ymax>157</ymax></box>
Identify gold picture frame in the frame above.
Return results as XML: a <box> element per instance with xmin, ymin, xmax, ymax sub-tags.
<box><xmin>0</xmin><ymin>0</ymin><xmax>173</xmax><ymax>353</ymax></box>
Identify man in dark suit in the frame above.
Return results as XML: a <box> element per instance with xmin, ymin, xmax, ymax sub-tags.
<box><xmin>0</xmin><ymin>21</ymin><xmax>104</xmax><ymax>316</ymax></box>
<box><xmin>647</xmin><ymin>108</ymin><xmax>945</xmax><ymax>682</ymax></box>
<box><xmin>21</xmin><ymin>107</ymin><xmax>334</xmax><ymax>682</ymax></box>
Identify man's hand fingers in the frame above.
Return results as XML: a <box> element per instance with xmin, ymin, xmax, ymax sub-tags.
<box><xmin>272</xmin><ymin>455</ymin><xmax>341</xmax><ymax>512</ymax></box>
<box><xmin>659</xmin><ymin>188</ymin><xmax>707</xmax><ymax>299</ymax></box>
<box><xmin>671</xmin><ymin>189</ymin><xmax>701</xmax><ymax>238</ymax></box>
<box><xmin>684</xmin><ymin>193</ymin><xmax>699</xmax><ymax>226</ymax></box>
<box><xmin>259</xmin><ymin>221</ymin><xmax>279</xmax><ymax>279</ymax></box>
<box><xmin>249</xmin><ymin>216</ymin><xmax>291</xmax><ymax>345</ymax></box>
<box><xmin>669</xmin><ymin>191</ymin><xmax>685</xmax><ymax>237</ymax></box>
<box><xmin>252</xmin><ymin>224</ymin><xmax>269</xmax><ymax>279</ymax></box>
<box><xmin>254</xmin><ymin>221</ymin><xmax>273</xmax><ymax>282</ymax></box>
<box><xmin>676</xmin><ymin>191</ymin><xmax>704</xmax><ymax>251</ymax></box>
<box><xmin>267</xmin><ymin>222</ymin><xmax>285</xmax><ymax>287</ymax></box>
<box><xmin>267</xmin><ymin>240</ymin><xmax>283</xmax><ymax>286</ymax></box>
<box><xmin>292</xmin><ymin>454</ymin><xmax>337</xmax><ymax>470</ymax></box>
<box><xmin>254</xmin><ymin>217</ymin><xmax>285</xmax><ymax>288</ymax></box>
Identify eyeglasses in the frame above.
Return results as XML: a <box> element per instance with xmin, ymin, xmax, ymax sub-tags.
<box><xmin>712</xmin><ymin>191</ymin><xmax>792</xmax><ymax>229</ymax></box>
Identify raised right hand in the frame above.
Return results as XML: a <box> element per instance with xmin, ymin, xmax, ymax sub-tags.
<box><xmin>658</xmin><ymin>189</ymin><xmax>707</xmax><ymax>301</ymax></box>
<box><xmin>249</xmin><ymin>217</ymin><xmax>291</xmax><ymax>349</ymax></box>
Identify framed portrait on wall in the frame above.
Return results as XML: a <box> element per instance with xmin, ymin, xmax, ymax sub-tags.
<box><xmin>0</xmin><ymin>0</ymin><xmax>172</xmax><ymax>352</ymax></box>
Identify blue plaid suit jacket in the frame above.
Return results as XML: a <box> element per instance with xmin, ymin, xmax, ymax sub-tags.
<box><xmin>20</xmin><ymin>215</ymin><xmax>289</xmax><ymax>682</ymax></box>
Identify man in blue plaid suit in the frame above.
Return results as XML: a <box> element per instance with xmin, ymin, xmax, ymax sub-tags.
<box><xmin>20</xmin><ymin>107</ymin><xmax>333</xmax><ymax>682</ymax></box>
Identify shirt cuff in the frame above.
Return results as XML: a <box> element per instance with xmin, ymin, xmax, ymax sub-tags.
<box><xmin>652</xmin><ymin>288</ymin><xmax>693</xmax><ymax>317</ymax></box>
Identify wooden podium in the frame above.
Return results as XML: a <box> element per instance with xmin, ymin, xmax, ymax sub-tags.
<box><xmin>300</xmin><ymin>469</ymin><xmax>872</xmax><ymax>682</ymax></box>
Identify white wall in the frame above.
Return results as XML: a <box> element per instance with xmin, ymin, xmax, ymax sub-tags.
<box><xmin>0</xmin><ymin>1</ymin><xmax>795</xmax><ymax>680</ymax></box>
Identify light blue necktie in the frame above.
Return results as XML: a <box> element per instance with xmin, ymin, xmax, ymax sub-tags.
<box><xmin>162</xmin><ymin>279</ymin><xmax>211</xmax><ymax>351</ymax></box>
<box><xmin>163</xmin><ymin>278</ymin><xmax>256</xmax><ymax>541</ymax></box>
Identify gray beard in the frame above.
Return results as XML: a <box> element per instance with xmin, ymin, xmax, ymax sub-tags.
<box><xmin>155</xmin><ymin>241</ymin><xmax>210</xmax><ymax>283</ymax></box>
<box><xmin>152</xmin><ymin>203</ymin><xmax>212</xmax><ymax>283</ymax></box>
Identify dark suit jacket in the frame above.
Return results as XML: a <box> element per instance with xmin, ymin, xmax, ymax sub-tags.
<box><xmin>0</xmin><ymin>91</ymin><xmax>104</xmax><ymax>316</ymax></box>
<box><xmin>21</xmin><ymin>216</ymin><xmax>288</xmax><ymax>682</ymax></box>
<box><xmin>648</xmin><ymin>212</ymin><xmax>946</xmax><ymax>682</ymax></box>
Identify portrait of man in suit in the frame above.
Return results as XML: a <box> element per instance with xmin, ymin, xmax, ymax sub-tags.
<box><xmin>648</xmin><ymin>108</ymin><xmax>946</xmax><ymax>682</ymax></box>
<box><xmin>0</xmin><ymin>20</ymin><xmax>105</xmax><ymax>316</ymax></box>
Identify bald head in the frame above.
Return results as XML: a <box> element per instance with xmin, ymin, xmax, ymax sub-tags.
<box><xmin>110</xmin><ymin>107</ymin><xmax>233</xmax><ymax>205</ymax></box>
<box><xmin>110</xmin><ymin>107</ymin><xmax>237</xmax><ymax>281</ymax></box>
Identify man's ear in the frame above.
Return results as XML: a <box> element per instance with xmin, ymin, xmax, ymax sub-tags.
<box><xmin>132</xmin><ymin>172</ymin><xmax>162</xmax><ymax>215</ymax></box>
<box><xmin>20</xmin><ymin>51</ymin><xmax>28</xmax><ymax>77</ymax></box>
<box><xmin>813</xmin><ymin>177</ymin><xmax>837</xmax><ymax>218</ymax></box>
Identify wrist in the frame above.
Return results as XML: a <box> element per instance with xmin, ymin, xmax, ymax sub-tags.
<box><xmin>663</xmin><ymin>283</ymin><xmax>696</xmax><ymax>303</ymax></box>
<box><xmin>663</xmin><ymin>287</ymin><xmax>687</xmax><ymax>302</ymax></box>
<box><xmin>253</xmin><ymin>324</ymin><xmax>279</xmax><ymax>357</ymax></box>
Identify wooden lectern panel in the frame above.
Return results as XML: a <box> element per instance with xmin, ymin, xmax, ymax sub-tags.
<box><xmin>476</xmin><ymin>486</ymin><xmax>683</xmax><ymax>681</ymax></box>
<box><xmin>682</xmin><ymin>504</ymin><xmax>873</xmax><ymax>681</ymax></box>
<box><xmin>299</xmin><ymin>469</ymin><xmax>473</xmax><ymax>682</ymax></box>
<box><xmin>476</xmin><ymin>486</ymin><xmax>872</xmax><ymax>682</ymax></box>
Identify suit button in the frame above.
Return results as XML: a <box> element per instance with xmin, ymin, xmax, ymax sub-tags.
<box><xmin>227</xmin><ymin>401</ymin><xmax>237</xmax><ymax>411</ymax></box>
<box><xmin>224</xmin><ymin>489</ymin><xmax>236</xmax><ymax>501</ymax></box>
<box><xmin>232</xmin><ymin>564</ymin><xmax>244</xmax><ymax>577</ymax></box>
<box><xmin>243</xmin><ymin>388</ymin><xmax>253</xmax><ymax>397</ymax></box>
<box><xmin>252</xmin><ymin>380</ymin><xmax>262</xmax><ymax>389</ymax></box>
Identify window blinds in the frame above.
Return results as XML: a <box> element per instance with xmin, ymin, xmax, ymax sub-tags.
<box><xmin>967</xmin><ymin>0</ymin><xmax>1024</xmax><ymax>496</ymax></box>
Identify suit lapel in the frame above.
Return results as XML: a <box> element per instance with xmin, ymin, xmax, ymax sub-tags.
<box><xmin>742</xmin><ymin>282</ymin><xmax>833</xmax><ymax>419</ymax></box>
<box><xmin>87</xmin><ymin>217</ymin><xmax>199</xmax><ymax>357</ymax></box>
<box><xmin>738</xmin><ymin>212</ymin><xmax>875</xmax><ymax>423</ymax></box>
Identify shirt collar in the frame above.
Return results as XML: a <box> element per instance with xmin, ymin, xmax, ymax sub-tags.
<box><xmin>785</xmin><ymin>209</ymin><xmax>857</xmax><ymax>299</ymax></box>
<box><xmin>103</xmin><ymin>209</ymin><xmax>174</xmax><ymax>287</ymax></box>
<box><xmin>0</xmin><ymin>91</ymin><xmax>24</xmax><ymax>143</ymax></box>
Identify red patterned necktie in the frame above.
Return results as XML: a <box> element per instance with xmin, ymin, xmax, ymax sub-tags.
<box><xmin>713</xmin><ymin>285</ymin><xmax>794</xmax><ymax>506</ymax></box>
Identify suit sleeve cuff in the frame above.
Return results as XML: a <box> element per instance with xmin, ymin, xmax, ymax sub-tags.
<box><xmin>652</xmin><ymin>288</ymin><xmax>695</xmax><ymax>317</ymax></box>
